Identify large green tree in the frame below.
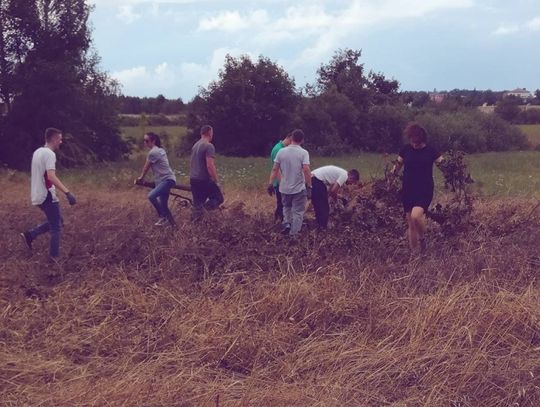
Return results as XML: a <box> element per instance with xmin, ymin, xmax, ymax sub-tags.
<box><xmin>0</xmin><ymin>0</ymin><xmax>127</xmax><ymax>169</ymax></box>
<box><xmin>298</xmin><ymin>48</ymin><xmax>402</xmax><ymax>151</ymax></box>
<box><xmin>184</xmin><ymin>55</ymin><xmax>298</xmax><ymax>156</ymax></box>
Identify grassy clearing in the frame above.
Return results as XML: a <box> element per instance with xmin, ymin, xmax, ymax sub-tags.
<box><xmin>56</xmin><ymin>151</ymin><xmax>540</xmax><ymax>198</ymax></box>
<box><xmin>517</xmin><ymin>124</ymin><xmax>540</xmax><ymax>147</ymax></box>
<box><xmin>120</xmin><ymin>125</ymin><xmax>187</xmax><ymax>154</ymax></box>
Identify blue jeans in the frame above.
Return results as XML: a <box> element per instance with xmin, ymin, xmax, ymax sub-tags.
<box><xmin>281</xmin><ymin>190</ymin><xmax>307</xmax><ymax>236</ymax></box>
<box><xmin>29</xmin><ymin>192</ymin><xmax>63</xmax><ymax>257</ymax></box>
<box><xmin>148</xmin><ymin>179</ymin><xmax>176</xmax><ymax>225</ymax></box>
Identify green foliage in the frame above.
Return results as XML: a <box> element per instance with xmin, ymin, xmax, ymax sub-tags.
<box><xmin>116</xmin><ymin>95</ymin><xmax>185</xmax><ymax>115</ymax></box>
<box><xmin>429</xmin><ymin>151</ymin><xmax>475</xmax><ymax>235</ymax></box>
<box><xmin>516</xmin><ymin>109</ymin><xmax>540</xmax><ymax>124</ymax></box>
<box><xmin>333</xmin><ymin>151</ymin><xmax>476</xmax><ymax>237</ymax></box>
<box><xmin>297</xmin><ymin>87</ymin><xmax>357</xmax><ymax>155</ymax></box>
<box><xmin>414</xmin><ymin>109</ymin><xmax>529</xmax><ymax>153</ymax></box>
<box><xmin>362</xmin><ymin>105</ymin><xmax>411</xmax><ymax>152</ymax></box>
<box><xmin>183</xmin><ymin>55</ymin><xmax>298</xmax><ymax>156</ymax></box>
<box><xmin>118</xmin><ymin>113</ymin><xmax>185</xmax><ymax>127</ymax></box>
<box><xmin>0</xmin><ymin>0</ymin><xmax>128</xmax><ymax>169</ymax></box>
<box><xmin>295</xmin><ymin>49</ymin><xmax>401</xmax><ymax>153</ymax></box>
<box><xmin>494</xmin><ymin>96</ymin><xmax>521</xmax><ymax>122</ymax></box>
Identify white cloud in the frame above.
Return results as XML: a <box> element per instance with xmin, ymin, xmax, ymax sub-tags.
<box><xmin>527</xmin><ymin>16</ymin><xmax>540</xmax><ymax>31</ymax></box>
<box><xmin>290</xmin><ymin>0</ymin><xmax>475</xmax><ymax>64</ymax></box>
<box><xmin>198</xmin><ymin>10</ymin><xmax>269</xmax><ymax>32</ymax></box>
<box><xmin>112</xmin><ymin>66</ymin><xmax>147</xmax><ymax>83</ymax></box>
<box><xmin>111</xmin><ymin>47</ymin><xmax>253</xmax><ymax>98</ymax></box>
<box><xmin>116</xmin><ymin>5</ymin><xmax>141</xmax><ymax>24</ymax></box>
<box><xmin>492</xmin><ymin>25</ymin><xmax>520</xmax><ymax>35</ymax></box>
<box><xmin>491</xmin><ymin>16</ymin><xmax>540</xmax><ymax>36</ymax></box>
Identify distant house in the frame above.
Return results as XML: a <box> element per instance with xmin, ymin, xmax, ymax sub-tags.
<box><xmin>429</xmin><ymin>92</ymin><xmax>445</xmax><ymax>104</ymax></box>
<box><xmin>504</xmin><ymin>88</ymin><xmax>533</xmax><ymax>100</ymax></box>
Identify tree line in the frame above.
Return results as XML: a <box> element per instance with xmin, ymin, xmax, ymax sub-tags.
<box><xmin>116</xmin><ymin>95</ymin><xmax>185</xmax><ymax>116</ymax></box>
<box><xmin>0</xmin><ymin>1</ymin><xmax>534</xmax><ymax>170</ymax></box>
<box><xmin>182</xmin><ymin>49</ymin><xmax>530</xmax><ymax>157</ymax></box>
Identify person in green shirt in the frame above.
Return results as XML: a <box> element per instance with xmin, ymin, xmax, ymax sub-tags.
<box><xmin>267</xmin><ymin>133</ymin><xmax>292</xmax><ymax>221</ymax></box>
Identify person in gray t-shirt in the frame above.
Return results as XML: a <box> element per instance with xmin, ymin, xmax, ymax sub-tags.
<box><xmin>268</xmin><ymin>129</ymin><xmax>311</xmax><ymax>236</ymax></box>
<box><xmin>189</xmin><ymin>125</ymin><xmax>224</xmax><ymax>221</ymax></box>
<box><xmin>136</xmin><ymin>132</ymin><xmax>177</xmax><ymax>227</ymax></box>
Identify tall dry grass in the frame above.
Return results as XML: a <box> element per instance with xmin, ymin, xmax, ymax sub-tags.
<box><xmin>1</xmin><ymin>179</ymin><xmax>539</xmax><ymax>406</ymax></box>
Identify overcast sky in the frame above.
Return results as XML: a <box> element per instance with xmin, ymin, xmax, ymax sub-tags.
<box><xmin>88</xmin><ymin>0</ymin><xmax>540</xmax><ymax>100</ymax></box>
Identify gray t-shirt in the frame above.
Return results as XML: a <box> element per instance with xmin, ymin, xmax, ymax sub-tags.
<box><xmin>190</xmin><ymin>139</ymin><xmax>216</xmax><ymax>181</ymax></box>
<box><xmin>274</xmin><ymin>144</ymin><xmax>310</xmax><ymax>194</ymax></box>
<box><xmin>148</xmin><ymin>146</ymin><xmax>176</xmax><ymax>185</ymax></box>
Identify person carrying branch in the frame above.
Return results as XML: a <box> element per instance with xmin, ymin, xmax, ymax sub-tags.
<box><xmin>136</xmin><ymin>132</ymin><xmax>177</xmax><ymax>227</ymax></box>
<box><xmin>268</xmin><ymin>129</ymin><xmax>311</xmax><ymax>237</ymax></box>
<box><xmin>311</xmin><ymin>166</ymin><xmax>360</xmax><ymax>228</ymax></box>
<box><xmin>189</xmin><ymin>125</ymin><xmax>224</xmax><ymax>221</ymax></box>
<box><xmin>267</xmin><ymin>133</ymin><xmax>292</xmax><ymax>222</ymax></box>
<box><xmin>392</xmin><ymin>122</ymin><xmax>444</xmax><ymax>253</ymax></box>
<box><xmin>20</xmin><ymin>128</ymin><xmax>77</xmax><ymax>259</ymax></box>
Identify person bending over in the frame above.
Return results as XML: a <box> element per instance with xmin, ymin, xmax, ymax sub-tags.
<box><xmin>311</xmin><ymin>165</ymin><xmax>359</xmax><ymax>228</ymax></box>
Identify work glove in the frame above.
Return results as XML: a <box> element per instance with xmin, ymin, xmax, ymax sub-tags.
<box><xmin>306</xmin><ymin>186</ymin><xmax>312</xmax><ymax>200</ymax></box>
<box><xmin>65</xmin><ymin>191</ymin><xmax>77</xmax><ymax>206</ymax></box>
<box><xmin>267</xmin><ymin>184</ymin><xmax>275</xmax><ymax>196</ymax></box>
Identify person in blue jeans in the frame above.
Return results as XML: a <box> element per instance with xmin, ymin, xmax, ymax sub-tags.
<box><xmin>268</xmin><ymin>129</ymin><xmax>311</xmax><ymax>237</ymax></box>
<box><xmin>136</xmin><ymin>132</ymin><xmax>177</xmax><ymax>227</ymax></box>
<box><xmin>20</xmin><ymin>128</ymin><xmax>77</xmax><ymax>258</ymax></box>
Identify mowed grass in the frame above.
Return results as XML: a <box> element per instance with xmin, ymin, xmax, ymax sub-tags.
<box><xmin>51</xmin><ymin>150</ymin><xmax>540</xmax><ymax>198</ymax></box>
<box><xmin>1</xmin><ymin>169</ymin><xmax>540</xmax><ymax>405</ymax></box>
<box><xmin>517</xmin><ymin>124</ymin><xmax>540</xmax><ymax>147</ymax></box>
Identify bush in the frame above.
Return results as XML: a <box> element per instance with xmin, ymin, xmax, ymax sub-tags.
<box><xmin>414</xmin><ymin>109</ymin><xmax>529</xmax><ymax>153</ymax></box>
<box><xmin>517</xmin><ymin>108</ymin><xmax>540</xmax><ymax>124</ymax></box>
<box><xmin>494</xmin><ymin>96</ymin><xmax>521</xmax><ymax>122</ymax></box>
<box><xmin>182</xmin><ymin>55</ymin><xmax>298</xmax><ymax>157</ymax></box>
<box><xmin>361</xmin><ymin>104</ymin><xmax>411</xmax><ymax>152</ymax></box>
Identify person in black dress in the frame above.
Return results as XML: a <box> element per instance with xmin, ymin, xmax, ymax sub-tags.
<box><xmin>392</xmin><ymin>122</ymin><xmax>443</xmax><ymax>252</ymax></box>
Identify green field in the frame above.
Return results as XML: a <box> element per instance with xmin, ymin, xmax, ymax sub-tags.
<box><xmin>120</xmin><ymin>125</ymin><xmax>187</xmax><ymax>154</ymax></box>
<box><xmin>517</xmin><ymin>124</ymin><xmax>540</xmax><ymax>147</ymax></box>
<box><xmin>48</xmin><ymin>150</ymin><xmax>539</xmax><ymax>198</ymax></box>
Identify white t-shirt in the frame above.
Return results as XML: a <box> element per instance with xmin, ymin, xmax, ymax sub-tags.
<box><xmin>31</xmin><ymin>147</ymin><xmax>57</xmax><ymax>205</ymax></box>
<box><xmin>312</xmin><ymin>165</ymin><xmax>348</xmax><ymax>187</ymax></box>
<box><xmin>274</xmin><ymin>144</ymin><xmax>310</xmax><ymax>194</ymax></box>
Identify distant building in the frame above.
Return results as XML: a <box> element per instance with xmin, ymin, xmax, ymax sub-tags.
<box><xmin>0</xmin><ymin>102</ymin><xmax>7</xmax><ymax>116</ymax></box>
<box><xmin>429</xmin><ymin>92</ymin><xmax>445</xmax><ymax>104</ymax></box>
<box><xmin>504</xmin><ymin>88</ymin><xmax>533</xmax><ymax>100</ymax></box>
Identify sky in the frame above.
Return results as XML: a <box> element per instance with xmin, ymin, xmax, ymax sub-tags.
<box><xmin>88</xmin><ymin>0</ymin><xmax>540</xmax><ymax>100</ymax></box>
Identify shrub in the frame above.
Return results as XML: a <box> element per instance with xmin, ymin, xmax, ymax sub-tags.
<box><xmin>361</xmin><ymin>104</ymin><xmax>411</xmax><ymax>152</ymax></box>
<box><xmin>517</xmin><ymin>108</ymin><xmax>540</xmax><ymax>124</ymax></box>
<box><xmin>414</xmin><ymin>109</ymin><xmax>529</xmax><ymax>153</ymax></box>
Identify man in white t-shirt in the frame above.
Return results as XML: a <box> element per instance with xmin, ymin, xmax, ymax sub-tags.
<box><xmin>268</xmin><ymin>129</ymin><xmax>311</xmax><ymax>237</ymax></box>
<box><xmin>20</xmin><ymin>128</ymin><xmax>77</xmax><ymax>258</ymax></box>
<box><xmin>311</xmin><ymin>165</ymin><xmax>359</xmax><ymax>228</ymax></box>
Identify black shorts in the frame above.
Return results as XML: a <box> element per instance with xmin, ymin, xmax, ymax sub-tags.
<box><xmin>402</xmin><ymin>188</ymin><xmax>433</xmax><ymax>214</ymax></box>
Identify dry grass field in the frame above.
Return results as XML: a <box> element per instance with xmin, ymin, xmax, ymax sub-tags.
<box><xmin>1</xmin><ymin>172</ymin><xmax>540</xmax><ymax>406</ymax></box>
